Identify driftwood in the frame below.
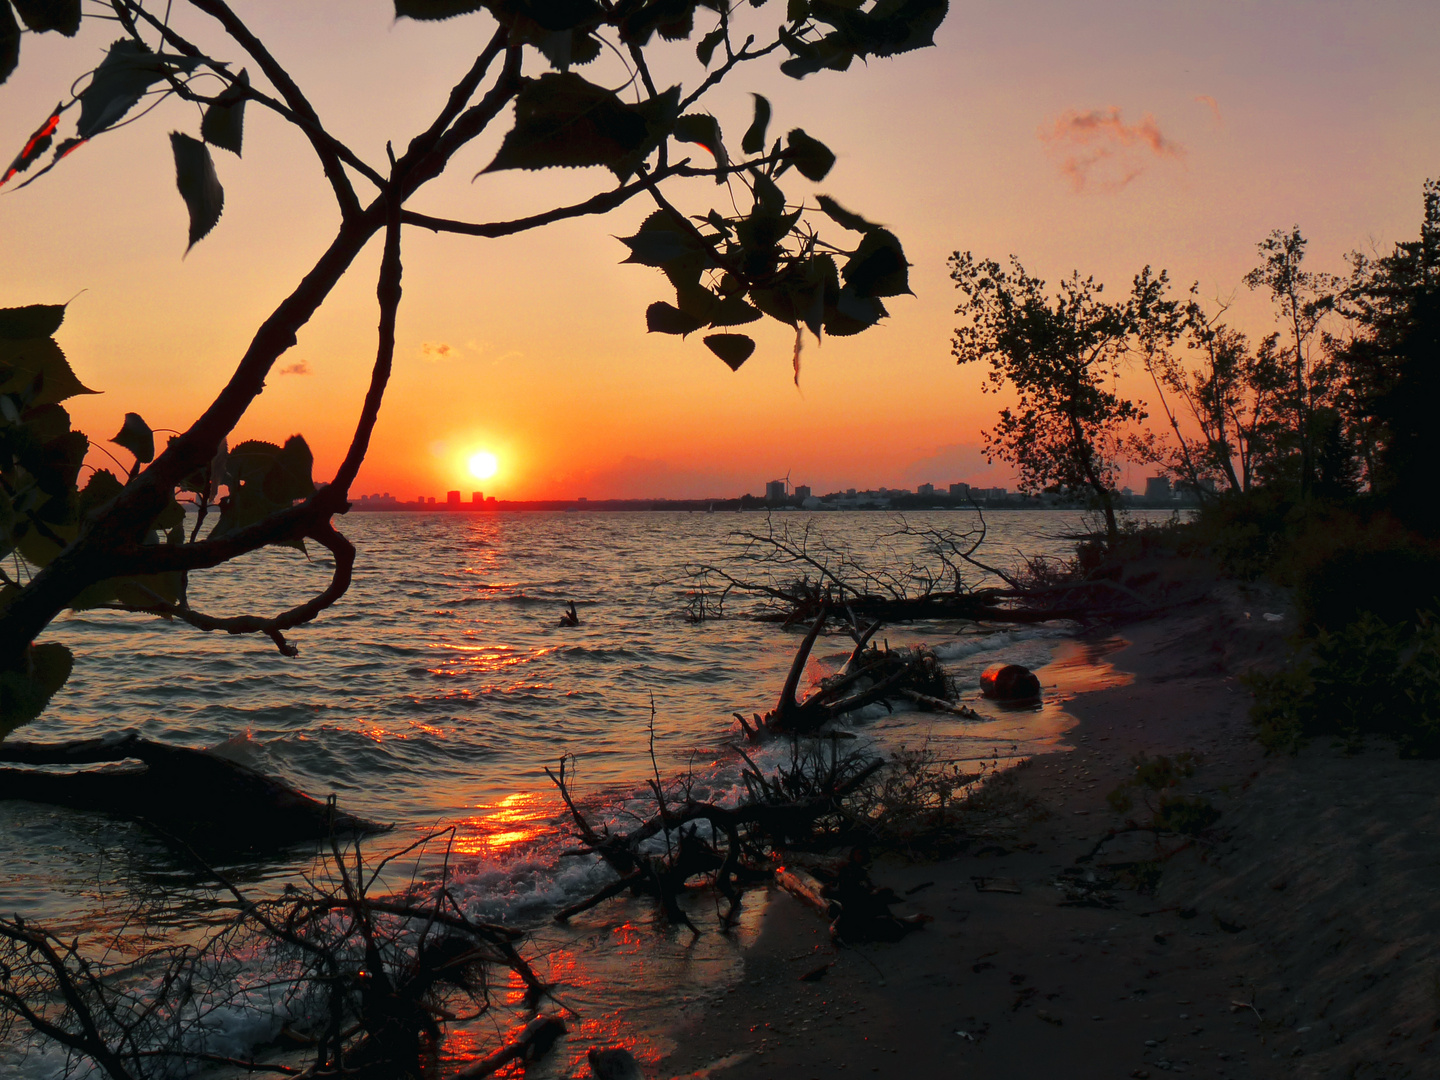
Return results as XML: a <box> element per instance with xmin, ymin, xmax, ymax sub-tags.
<box><xmin>676</xmin><ymin>516</ymin><xmax>1165</xmax><ymax>628</ymax></box>
<box><xmin>734</xmin><ymin>608</ymin><xmax>955</xmax><ymax>739</ymax></box>
<box><xmin>547</xmin><ymin>741</ymin><xmax>885</xmax><ymax>931</ymax></box>
<box><xmin>0</xmin><ymin>731</ymin><xmax>385</xmax><ymax>852</ymax></box>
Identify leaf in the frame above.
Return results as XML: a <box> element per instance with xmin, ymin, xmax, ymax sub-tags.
<box><xmin>483</xmin><ymin>74</ymin><xmax>674</xmax><ymax>179</ymax></box>
<box><xmin>77</xmin><ymin>467</ymin><xmax>123</xmax><ymax>516</ymax></box>
<box><xmin>704</xmin><ymin>333</ymin><xmax>756</xmax><ymax>371</ymax></box>
<box><xmin>816</xmin><ymin>194</ymin><xmax>878</xmax><ymax>233</ymax></box>
<box><xmin>673</xmin><ymin>113</ymin><xmax>727</xmax><ymax>176</ymax></box>
<box><xmin>750</xmin><ymin>171</ymin><xmax>786</xmax><ymax>214</ymax></box>
<box><xmin>111</xmin><ymin>411</ymin><xmax>154</xmax><ymax>464</ymax></box>
<box><xmin>171</xmin><ymin>132</ymin><xmax>224</xmax><ymax>251</ymax></box>
<box><xmin>201</xmin><ymin>70</ymin><xmax>248</xmax><ymax>156</ymax></box>
<box><xmin>0</xmin><ymin>642</ymin><xmax>73</xmax><ymax>740</ymax></box>
<box><xmin>11</xmin><ymin>0</ymin><xmax>81</xmax><ymax>35</ymax></box>
<box><xmin>707</xmin><ymin>293</ymin><xmax>763</xmax><ymax>327</ymax></box>
<box><xmin>646</xmin><ymin>301</ymin><xmax>706</xmax><ymax>336</ymax></box>
<box><xmin>741</xmin><ymin>94</ymin><xmax>770</xmax><ymax>155</ymax></box>
<box><xmin>0</xmin><ymin>302</ymin><xmax>65</xmax><ymax>339</ymax></box>
<box><xmin>212</xmin><ymin>436</ymin><xmax>313</xmax><ymax>548</ymax></box>
<box><xmin>619</xmin><ymin>0</ymin><xmax>699</xmax><ymax>45</ymax></box>
<box><xmin>1</xmin><ymin>3</ymin><xmax>19</xmax><ymax>87</ymax></box>
<box><xmin>617</xmin><ymin>209</ymin><xmax>706</xmax><ymax>267</ymax></box>
<box><xmin>784</xmin><ymin>128</ymin><xmax>834</xmax><ymax>181</ymax></box>
<box><xmin>696</xmin><ymin>26</ymin><xmax>724</xmax><ymax>67</ymax></box>
<box><xmin>842</xmin><ymin>228</ymin><xmax>910</xmax><ymax>297</ymax></box>
<box><xmin>824</xmin><ymin>285</ymin><xmax>888</xmax><ymax>335</ymax></box>
<box><xmin>527</xmin><ymin>0</ymin><xmax>604</xmax><ymax>32</ymax></box>
<box><xmin>78</xmin><ymin>39</ymin><xmax>202</xmax><ymax>140</ymax></box>
<box><xmin>0</xmin><ymin>335</ymin><xmax>99</xmax><ymax>405</ymax></box>
<box><xmin>393</xmin><ymin>0</ymin><xmax>486</xmax><ymax>17</ymax></box>
<box><xmin>1</xmin><ymin>102</ymin><xmax>65</xmax><ymax>187</ymax></box>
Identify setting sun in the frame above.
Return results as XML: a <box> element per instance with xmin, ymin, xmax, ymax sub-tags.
<box><xmin>468</xmin><ymin>451</ymin><xmax>499</xmax><ymax>481</ymax></box>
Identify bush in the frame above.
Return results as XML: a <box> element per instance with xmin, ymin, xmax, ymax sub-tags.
<box><xmin>1249</xmin><ymin>610</ymin><xmax>1440</xmax><ymax>757</ymax></box>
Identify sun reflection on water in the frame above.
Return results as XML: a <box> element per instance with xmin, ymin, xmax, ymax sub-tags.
<box><xmin>454</xmin><ymin>791</ymin><xmax>555</xmax><ymax>858</ymax></box>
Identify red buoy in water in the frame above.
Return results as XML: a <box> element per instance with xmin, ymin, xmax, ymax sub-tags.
<box><xmin>980</xmin><ymin>663</ymin><xmax>1041</xmax><ymax>701</ymax></box>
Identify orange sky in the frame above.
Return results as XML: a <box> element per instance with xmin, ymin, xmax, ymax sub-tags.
<box><xmin>4</xmin><ymin>1</ymin><xmax>1438</xmax><ymax>500</ymax></box>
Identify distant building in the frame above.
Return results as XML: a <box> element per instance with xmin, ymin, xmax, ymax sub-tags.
<box><xmin>426</xmin><ymin>496</ymin><xmax>436</xmax><ymax>506</ymax></box>
<box><xmin>1144</xmin><ymin>476</ymin><xmax>1172</xmax><ymax>499</ymax></box>
<box><xmin>846</xmin><ymin>488</ymin><xmax>856</xmax><ymax>498</ymax></box>
<box><xmin>765</xmin><ymin>479</ymin><xmax>787</xmax><ymax>502</ymax></box>
<box><xmin>447</xmin><ymin>490</ymin><xmax>461</xmax><ymax>507</ymax></box>
<box><xmin>949</xmin><ymin>482</ymin><xmax>970</xmax><ymax>498</ymax></box>
<box><xmin>472</xmin><ymin>491</ymin><xmax>483</xmax><ymax>504</ymax></box>
<box><xmin>917</xmin><ymin>483</ymin><xmax>934</xmax><ymax>497</ymax></box>
<box><xmin>794</xmin><ymin>485</ymin><xmax>811</xmax><ymax>501</ymax></box>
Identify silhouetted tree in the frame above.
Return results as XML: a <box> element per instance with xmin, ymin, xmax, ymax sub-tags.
<box><xmin>0</xmin><ymin>0</ymin><xmax>945</xmax><ymax>737</ymax></box>
<box><xmin>949</xmin><ymin>252</ymin><xmax>1179</xmax><ymax>543</ymax></box>
<box><xmin>1332</xmin><ymin>179</ymin><xmax>1440</xmax><ymax>531</ymax></box>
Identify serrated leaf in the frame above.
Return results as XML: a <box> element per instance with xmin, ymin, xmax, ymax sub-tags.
<box><xmin>842</xmin><ymin>227</ymin><xmax>910</xmax><ymax>297</ymax></box>
<box><xmin>0</xmin><ymin>303</ymin><xmax>65</xmax><ymax>339</ymax></box>
<box><xmin>825</xmin><ymin>284</ymin><xmax>888</xmax><ymax>335</ymax></box>
<box><xmin>618</xmin><ymin>209</ymin><xmax>706</xmax><ymax>267</ymax></box>
<box><xmin>704</xmin><ymin>333</ymin><xmax>756</xmax><ymax>371</ymax></box>
<box><xmin>741</xmin><ymin>94</ymin><xmax>770</xmax><ymax>155</ymax></box>
<box><xmin>212</xmin><ymin>436</ymin><xmax>312</xmax><ymax>547</ymax></box>
<box><xmin>0</xmin><ymin>642</ymin><xmax>73</xmax><ymax>740</ymax></box>
<box><xmin>264</xmin><ymin>435</ymin><xmax>315</xmax><ymax>504</ymax></box>
<box><xmin>201</xmin><ymin>70</ymin><xmax>247</xmax><ymax>156</ymax></box>
<box><xmin>751</xmin><ymin>170</ymin><xmax>785</xmax><ymax>214</ymax></box>
<box><xmin>78</xmin><ymin>467</ymin><xmax>123</xmax><ymax>516</ymax></box>
<box><xmin>673</xmin><ymin>113</ymin><xmax>727</xmax><ymax>176</ymax></box>
<box><xmin>784</xmin><ymin>128</ymin><xmax>834</xmax><ymax>181</ymax></box>
<box><xmin>696</xmin><ymin>26</ymin><xmax>724</xmax><ymax>66</ymax></box>
<box><xmin>12</xmin><ymin>0</ymin><xmax>81</xmax><ymax>35</ymax></box>
<box><xmin>394</xmin><ymin>0</ymin><xmax>486</xmax><ymax>17</ymax></box>
<box><xmin>483</xmin><ymin>73</ymin><xmax>672</xmax><ymax>179</ymax></box>
<box><xmin>78</xmin><ymin>40</ymin><xmax>202</xmax><ymax>140</ymax></box>
<box><xmin>786</xmin><ymin>0</ymin><xmax>809</xmax><ymax>19</ymax></box>
<box><xmin>171</xmin><ymin>132</ymin><xmax>224</xmax><ymax>251</ymax></box>
<box><xmin>815</xmin><ymin>194</ymin><xmax>878</xmax><ymax>233</ymax></box>
<box><xmin>0</xmin><ymin>335</ymin><xmax>98</xmax><ymax>405</ymax></box>
<box><xmin>111</xmin><ymin>411</ymin><xmax>154</xmax><ymax>464</ymax></box>
<box><xmin>707</xmin><ymin>294</ymin><xmax>763</xmax><ymax>327</ymax></box>
<box><xmin>646</xmin><ymin>301</ymin><xmax>707</xmax><ymax>336</ymax></box>
<box><xmin>1</xmin><ymin>4</ymin><xmax>20</xmax><ymax>87</ymax></box>
<box><xmin>619</xmin><ymin>0</ymin><xmax>698</xmax><ymax>46</ymax></box>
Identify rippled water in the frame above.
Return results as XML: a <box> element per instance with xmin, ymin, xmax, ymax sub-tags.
<box><xmin>0</xmin><ymin>509</ymin><xmax>1165</xmax><ymax>1076</ymax></box>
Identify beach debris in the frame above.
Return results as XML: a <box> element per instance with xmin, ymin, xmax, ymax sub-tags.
<box><xmin>0</xmin><ymin>730</ymin><xmax>386</xmax><ymax>852</ymax></box>
<box><xmin>799</xmin><ymin>962</ymin><xmax>833</xmax><ymax>982</ymax></box>
<box><xmin>560</xmin><ymin>600</ymin><xmax>580</xmax><ymax>626</ymax></box>
<box><xmin>458</xmin><ymin>1015</ymin><xmax>568</xmax><ymax>1078</ymax></box>
<box><xmin>547</xmin><ymin>747</ymin><xmax>883</xmax><ymax>930</ymax></box>
<box><xmin>980</xmin><ymin>663</ymin><xmax>1041</xmax><ymax>701</ymax></box>
<box><xmin>736</xmin><ymin>607</ymin><xmax>955</xmax><ymax>739</ymax></box>
<box><xmin>972</xmin><ymin>875</ymin><xmax>1023</xmax><ymax>894</ymax></box>
<box><xmin>588</xmin><ymin>1045</ymin><xmax>645</xmax><ymax>1080</ymax></box>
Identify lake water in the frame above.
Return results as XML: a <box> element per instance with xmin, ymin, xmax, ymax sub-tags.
<box><xmin>0</xmin><ymin>509</ymin><xmax>1166</xmax><ymax>1077</ymax></box>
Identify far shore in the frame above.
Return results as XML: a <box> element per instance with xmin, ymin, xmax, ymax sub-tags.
<box><xmin>658</xmin><ymin>582</ymin><xmax>1440</xmax><ymax>1080</ymax></box>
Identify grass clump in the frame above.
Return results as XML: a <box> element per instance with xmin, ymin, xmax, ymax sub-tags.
<box><xmin>1249</xmin><ymin>611</ymin><xmax>1440</xmax><ymax>758</ymax></box>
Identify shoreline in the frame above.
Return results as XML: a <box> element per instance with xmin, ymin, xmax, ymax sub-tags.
<box><xmin>657</xmin><ymin>582</ymin><xmax>1440</xmax><ymax>1079</ymax></box>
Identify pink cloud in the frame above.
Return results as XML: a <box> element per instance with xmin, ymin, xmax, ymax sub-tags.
<box><xmin>1195</xmin><ymin>94</ymin><xmax>1223</xmax><ymax>128</ymax></box>
<box><xmin>1040</xmin><ymin>107</ymin><xmax>1184</xmax><ymax>192</ymax></box>
<box><xmin>276</xmin><ymin>360</ymin><xmax>309</xmax><ymax>376</ymax></box>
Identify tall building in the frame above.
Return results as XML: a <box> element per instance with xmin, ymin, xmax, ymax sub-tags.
<box><xmin>1144</xmin><ymin>476</ymin><xmax>1172</xmax><ymax>499</ymax></box>
<box><xmin>794</xmin><ymin>485</ymin><xmax>811</xmax><ymax>501</ymax></box>
<box><xmin>917</xmin><ymin>483</ymin><xmax>934</xmax><ymax>497</ymax></box>
<box><xmin>472</xmin><ymin>491</ymin><xmax>483</xmax><ymax>504</ymax></box>
<box><xmin>949</xmin><ymin>482</ymin><xmax>970</xmax><ymax>497</ymax></box>
<box><xmin>764</xmin><ymin>479</ymin><xmax>787</xmax><ymax>502</ymax></box>
<box><xmin>447</xmin><ymin>490</ymin><xmax>461</xmax><ymax>507</ymax></box>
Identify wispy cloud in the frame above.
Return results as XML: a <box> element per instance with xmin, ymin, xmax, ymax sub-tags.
<box><xmin>1040</xmin><ymin>107</ymin><xmax>1184</xmax><ymax>192</ymax></box>
<box><xmin>421</xmin><ymin>341</ymin><xmax>455</xmax><ymax>361</ymax></box>
<box><xmin>276</xmin><ymin>360</ymin><xmax>309</xmax><ymax>376</ymax></box>
<box><xmin>1195</xmin><ymin>94</ymin><xmax>1223</xmax><ymax>128</ymax></box>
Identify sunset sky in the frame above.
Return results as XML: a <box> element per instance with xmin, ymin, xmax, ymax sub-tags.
<box><xmin>4</xmin><ymin>1</ymin><xmax>1438</xmax><ymax>500</ymax></box>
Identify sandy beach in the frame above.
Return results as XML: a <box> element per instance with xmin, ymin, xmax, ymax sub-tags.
<box><xmin>658</xmin><ymin>584</ymin><xmax>1440</xmax><ymax>1080</ymax></box>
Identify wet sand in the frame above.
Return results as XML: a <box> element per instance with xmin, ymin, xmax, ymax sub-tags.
<box><xmin>658</xmin><ymin>584</ymin><xmax>1440</xmax><ymax>1080</ymax></box>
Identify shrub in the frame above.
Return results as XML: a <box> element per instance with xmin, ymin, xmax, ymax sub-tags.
<box><xmin>1249</xmin><ymin>611</ymin><xmax>1440</xmax><ymax>757</ymax></box>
